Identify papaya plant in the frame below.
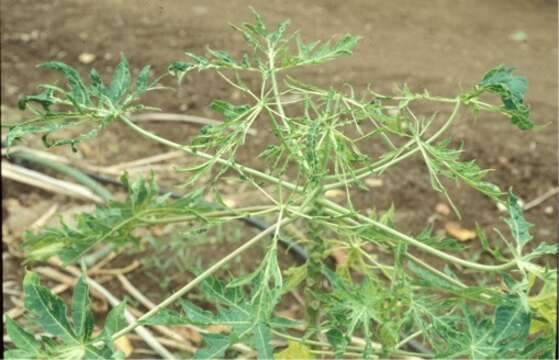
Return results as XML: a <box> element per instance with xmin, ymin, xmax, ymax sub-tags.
<box><xmin>3</xmin><ymin>9</ymin><xmax>556</xmax><ymax>359</ymax></box>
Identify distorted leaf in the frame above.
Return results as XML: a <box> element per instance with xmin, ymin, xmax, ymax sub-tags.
<box><xmin>505</xmin><ymin>190</ymin><xmax>532</xmax><ymax>251</ymax></box>
<box><xmin>477</xmin><ymin>65</ymin><xmax>533</xmax><ymax>130</ymax></box>
<box><xmin>38</xmin><ymin>61</ymin><xmax>90</xmax><ymax>105</ymax></box>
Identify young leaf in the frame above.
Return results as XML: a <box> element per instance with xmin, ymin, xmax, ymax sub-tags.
<box><xmin>38</xmin><ymin>61</ymin><xmax>90</xmax><ymax>105</ymax></box>
<box><xmin>528</xmin><ymin>272</ymin><xmax>557</xmax><ymax>335</ymax></box>
<box><xmin>283</xmin><ymin>34</ymin><xmax>361</xmax><ymax>68</ymax></box>
<box><xmin>9</xmin><ymin>56</ymin><xmax>155</xmax><ymax>152</ymax></box>
<box><xmin>167</xmin><ymin>61</ymin><xmax>192</xmax><ymax>83</ymax></box>
<box><xmin>108</xmin><ymin>54</ymin><xmax>131</xmax><ymax>103</ymax></box>
<box><xmin>135</xmin><ymin>65</ymin><xmax>151</xmax><ymax>96</ymax></box>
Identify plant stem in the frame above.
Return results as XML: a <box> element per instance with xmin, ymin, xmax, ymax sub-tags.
<box><xmin>122</xmin><ymin>112</ymin><xmax>518</xmax><ymax>273</ymax></box>
<box><xmin>120</xmin><ymin>115</ymin><xmax>300</xmax><ymax>192</ymax></box>
<box><xmin>110</xmin><ymin>216</ymin><xmax>295</xmax><ymax>341</ymax></box>
<box><xmin>396</xmin><ymin>329</ymin><xmax>425</xmax><ymax>350</ymax></box>
<box><xmin>85</xmin><ymin>275</ymin><xmax>176</xmax><ymax>359</ymax></box>
<box><xmin>320</xmin><ymin>198</ymin><xmax>517</xmax><ymax>272</ymax></box>
<box><xmin>138</xmin><ymin>205</ymin><xmax>277</xmax><ymax>224</ymax></box>
<box><xmin>324</xmin><ymin>100</ymin><xmax>461</xmax><ymax>190</ymax></box>
<box><xmin>266</xmin><ymin>42</ymin><xmax>311</xmax><ymax>174</ymax></box>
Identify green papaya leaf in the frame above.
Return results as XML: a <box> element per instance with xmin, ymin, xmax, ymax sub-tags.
<box><xmin>135</xmin><ymin>65</ymin><xmax>151</xmax><ymax>96</ymax></box>
<box><xmin>108</xmin><ymin>54</ymin><xmax>131</xmax><ymax>103</ymax></box>
<box><xmin>5</xmin><ymin>317</ymin><xmax>41</xmax><ymax>356</ymax></box>
<box><xmin>477</xmin><ymin>65</ymin><xmax>533</xmax><ymax>130</ymax></box>
<box><xmin>505</xmin><ymin>190</ymin><xmax>533</xmax><ymax>251</ymax></box>
<box><xmin>38</xmin><ymin>61</ymin><xmax>90</xmax><ymax>105</ymax></box>
<box><xmin>194</xmin><ymin>334</ymin><xmax>230</xmax><ymax>360</ymax></box>
<box><xmin>72</xmin><ymin>275</ymin><xmax>94</xmax><ymax>340</ymax></box>
<box><xmin>23</xmin><ymin>271</ymin><xmax>78</xmax><ymax>343</ymax></box>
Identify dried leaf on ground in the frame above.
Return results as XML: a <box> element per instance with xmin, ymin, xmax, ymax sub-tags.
<box><xmin>444</xmin><ymin>222</ymin><xmax>476</xmax><ymax>242</ymax></box>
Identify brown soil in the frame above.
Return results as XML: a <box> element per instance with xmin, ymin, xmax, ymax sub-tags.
<box><xmin>2</xmin><ymin>0</ymin><xmax>557</xmax><ymax>357</ymax></box>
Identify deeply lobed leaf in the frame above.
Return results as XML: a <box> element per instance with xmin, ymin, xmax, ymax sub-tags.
<box><xmin>22</xmin><ymin>173</ymin><xmax>213</xmax><ymax>264</ymax></box>
<box><xmin>6</xmin><ymin>272</ymin><xmax>126</xmax><ymax>359</ymax></box>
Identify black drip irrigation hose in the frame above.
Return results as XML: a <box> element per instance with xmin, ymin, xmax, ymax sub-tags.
<box><xmin>5</xmin><ymin>150</ymin><xmax>432</xmax><ymax>355</ymax></box>
<box><xmin>6</xmin><ymin>150</ymin><xmax>309</xmax><ymax>262</ymax></box>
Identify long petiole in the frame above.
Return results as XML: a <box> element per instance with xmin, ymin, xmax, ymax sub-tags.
<box><xmin>321</xmin><ymin>198</ymin><xmax>517</xmax><ymax>272</ymax></box>
<box><xmin>138</xmin><ymin>205</ymin><xmax>279</xmax><ymax>224</ymax></box>
<box><xmin>323</xmin><ymin>100</ymin><xmax>461</xmax><ymax>189</ymax></box>
<box><xmin>110</xmin><ymin>215</ymin><xmax>296</xmax><ymax>342</ymax></box>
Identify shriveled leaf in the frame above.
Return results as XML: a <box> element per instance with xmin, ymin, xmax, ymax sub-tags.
<box><xmin>9</xmin><ymin>56</ymin><xmax>155</xmax><ymax>152</ymax></box>
<box><xmin>38</xmin><ymin>61</ymin><xmax>90</xmax><ymax>105</ymax></box>
<box><xmin>281</xmin><ymin>264</ymin><xmax>307</xmax><ymax>294</ymax></box>
<box><xmin>477</xmin><ymin>65</ymin><xmax>533</xmax><ymax>130</ymax></box>
<box><xmin>108</xmin><ymin>54</ymin><xmax>131</xmax><ymax>103</ymax></box>
<box><xmin>17</xmin><ymin>88</ymin><xmax>55</xmax><ymax>111</ymax></box>
<box><xmin>422</xmin><ymin>139</ymin><xmax>503</xmax><ymax>205</ymax></box>
<box><xmin>528</xmin><ymin>274</ymin><xmax>557</xmax><ymax>335</ymax></box>
<box><xmin>4</xmin><ymin>115</ymin><xmax>99</xmax><ymax>151</ymax></box>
